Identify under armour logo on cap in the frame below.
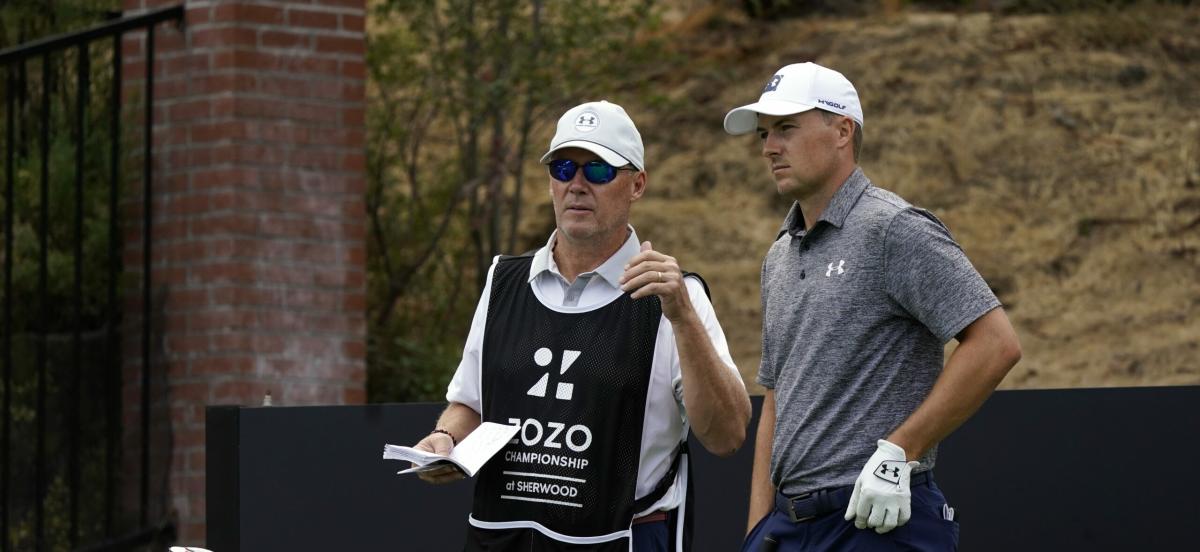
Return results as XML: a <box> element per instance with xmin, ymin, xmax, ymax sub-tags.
<box><xmin>574</xmin><ymin>112</ymin><xmax>599</xmax><ymax>132</ymax></box>
<box><xmin>763</xmin><ymin>74</ymin><xmax>782</xmax><ymax>93</ymax></box>
<box><xmin>874</xmin><ymin>460</ymin><xmax>904</xmax><ymax>485</ymax></box>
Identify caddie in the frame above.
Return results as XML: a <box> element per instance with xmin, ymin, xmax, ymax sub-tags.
<box><xmin>410</xmin><ymin>100</ymin><xmax>751</xmax><ymax>551</ymax></box>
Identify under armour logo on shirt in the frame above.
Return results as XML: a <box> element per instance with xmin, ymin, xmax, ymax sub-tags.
<box><xmin>527</xmin><ymin>348</ymin><xmax>581</xmax><ymax>400</ymax></box>
<box><xmin>826</xmin><ymin>260</ymin><xmax>846</xmax><ymax>277</ymax></box>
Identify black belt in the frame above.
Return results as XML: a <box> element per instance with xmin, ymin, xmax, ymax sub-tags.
<box><xmin>775</xmin><ymin>471</ymin><xmax>932</xmax><ymax>523</ymax></box>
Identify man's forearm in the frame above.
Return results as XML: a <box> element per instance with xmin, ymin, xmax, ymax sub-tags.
<box><xmin>675</xmin><ymin>311</ymin><xmax>751</xmax><ymax>456</ymax></box>
<box><xmin>889</xmin><ymin>308</ymin><xmax>1021</xmax><ymax>459</ymax></box>
<box><xmin>746</xmin><ymin>390</ymin><xmax>776</xmax><ymax>534</ymax></box>
<box><xmin>435</xmin><ymin>402</ymin><xmax>483</xmax><ymax>443</ymax></box>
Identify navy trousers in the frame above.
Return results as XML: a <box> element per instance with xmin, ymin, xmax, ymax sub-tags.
<box><xmin>742</xmin><ymin>480</ymin><xmax>959</xmax><ymax>551</ymax></box>
<box><xmin>631</xmin><ymin>519</ymin><xmax>669</xmax><ymax>551</ymax></box>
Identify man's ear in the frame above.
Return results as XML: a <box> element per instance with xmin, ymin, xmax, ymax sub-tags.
<box><xmin>838</xmin><ymin>116</ymin><xmax>855</xmax><ymax>149</ymax></box>
<box><xmin>629</xmin><ymin>171</ymin><xmax>647</xmax><ymax>202</ymax></box>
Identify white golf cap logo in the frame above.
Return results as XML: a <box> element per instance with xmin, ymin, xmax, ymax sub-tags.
<box><xmin>763</xmin><ymin>75</ymin><xmax>782</xmax><ymax>93</ymax></box>
<box><xmin>574</xmin><ymin>111</ymin><xmax>600</xmax><ymax>132</ymax></box>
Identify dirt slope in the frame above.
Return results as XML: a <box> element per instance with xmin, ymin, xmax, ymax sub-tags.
<box><xmin>522</xmin><ymin>4</ymin><xmax>1200</xmax><ymax>391</ymax></box>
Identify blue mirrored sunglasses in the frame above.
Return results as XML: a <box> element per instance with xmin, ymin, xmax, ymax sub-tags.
<box><xmin>547</xmin><ymin>159</ymin><xmax>636</xmax><ymax>185</ymax></box>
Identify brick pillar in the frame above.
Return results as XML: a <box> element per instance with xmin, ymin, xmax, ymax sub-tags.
<box><xmin>121</xmin><ymin>0</ymin><xmax>367</xmax><ymax>544</ymax></box>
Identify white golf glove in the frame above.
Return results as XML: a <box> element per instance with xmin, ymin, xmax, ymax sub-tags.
<box><xmin>844</xmin><ymin>439</ymin><xmax>920</xmax><ymax>534</ymax></box>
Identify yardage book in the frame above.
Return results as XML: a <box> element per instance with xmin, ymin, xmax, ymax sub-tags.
<box><xmin>383</xmin><ymin>422</ymin><xmax>519</xmax><ymax>477</ymax></box>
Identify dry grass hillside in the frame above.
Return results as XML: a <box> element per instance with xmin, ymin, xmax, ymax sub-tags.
<box><xmin>517</xmin><ymin>4</ymin><xmax>1200</xmax><ymax>392</ymax></box>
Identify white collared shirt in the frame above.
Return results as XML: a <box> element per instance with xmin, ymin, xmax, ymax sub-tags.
<box><xmin>446</xmin><ymin>227</ymin><xmax>741</xmax><ymax>515</ymax></box>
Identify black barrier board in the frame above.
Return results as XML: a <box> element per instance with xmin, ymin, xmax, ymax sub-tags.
<box><xmin>208</xmin><ymin>386</ymin><xmax>1199</xmax><ymax>551</ymax></box>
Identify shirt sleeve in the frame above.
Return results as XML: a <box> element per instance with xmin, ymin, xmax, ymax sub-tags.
<box><xmin>883</xmin><ymin>208</ymin><xmax>1001</xmax><ymax>343</ymax></box>
<box><xmin>672</xmin><ymin>275</ymin><xmax>742</xmax><ymax>404</ymax></box>
<box><xmin>444</xmin><ymin>258</ymin><xmax>500</xmax><ymax>411</ymax></box>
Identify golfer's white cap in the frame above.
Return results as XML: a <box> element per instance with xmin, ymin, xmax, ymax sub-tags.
<box><xmin>724</xmin><ymin>62</ymin><xmax>864</xmax><ymax>135</ymax></box>
<box><xmin>540</xmin><ymin>100</ymin><xmax>645</xmax><ymax>171</ymax></box>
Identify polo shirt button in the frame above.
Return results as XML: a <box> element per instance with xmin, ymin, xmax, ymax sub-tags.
<box><xmin>800</xmin><ymin>270</ymin><xmax>806</xmax><ymax>280</ymax></box>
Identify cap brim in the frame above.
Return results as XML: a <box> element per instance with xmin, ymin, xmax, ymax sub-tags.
<box><xmin>723</xmin><ymin>99</ymin><xmax>818</xmax><ymax>135</ymax></box>
<box><xmin>539</xmin><ymin>140</ymin><xmax>638</xmax><ymax>170</ymax></box>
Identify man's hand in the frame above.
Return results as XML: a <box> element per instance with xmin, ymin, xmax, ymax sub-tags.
<box><xmin>620</xmin><ymin>241</ymin><xmax>692</xmax><ymax>322</ymax></box>
<box><xmin>844</xmin><ymin>439</ymin><xmax>920</xmax><ymax>534</ymax></box>
<box><xmin>413</xmin><ymin>431</ymin><xmax>465</xmax><ymax>484</ymax></box>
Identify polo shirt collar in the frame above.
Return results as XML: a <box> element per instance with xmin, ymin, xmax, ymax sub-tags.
<box><xmin>529</xmin><ymin>226</ymin><xmax>641</xmax><ymax>287</ymax></box>
<box><xmin>781</xmin><ymin>167</ymin><xmax>871</xmax><ymax>237</ymax></box>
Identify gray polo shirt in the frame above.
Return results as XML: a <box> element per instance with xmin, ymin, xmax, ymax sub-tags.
<box><xmin>759</xmin><ymin>168</ymin><xmax>1000</xmax><ymax>497</ymax></box>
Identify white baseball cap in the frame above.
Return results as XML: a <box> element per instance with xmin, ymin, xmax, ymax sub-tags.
<box><xmin>724</xmin><ymin>62</ymin><xmax>864</xmax><ymax>135</ymax></box>
<box><xmin>540</xmin><ymin>100</ymin><xmax>645</xmax><ymax>171</ymax></box>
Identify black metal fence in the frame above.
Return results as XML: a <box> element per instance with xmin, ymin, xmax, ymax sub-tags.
<box><xmin>0</xmin><ymin>6</ymin><xmax>183</xmax><ymax>551</ymax></box>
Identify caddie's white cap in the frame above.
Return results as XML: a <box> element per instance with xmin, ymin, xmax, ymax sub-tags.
<box><xmin>724</xmin><ymin>62</ymin><xmax>864</xmax><ymax>135</ymax></box>
<box><xmin>540</xmin><ymin>100</ymin><xmax>645</xmax><ymax>171</ymax></box>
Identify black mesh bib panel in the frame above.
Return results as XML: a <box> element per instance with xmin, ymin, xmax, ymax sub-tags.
<box><xmin>472</xmin><ymin>255</ymin><xmax>662</xmax><ymax>542</ymax></box>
